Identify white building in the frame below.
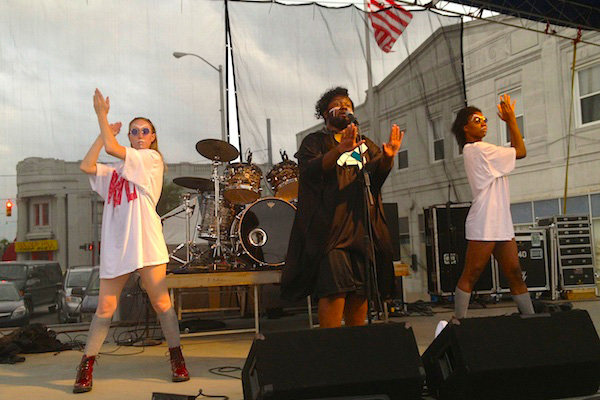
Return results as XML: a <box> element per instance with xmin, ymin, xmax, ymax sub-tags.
<box><xmin>297</xmin><ymin>19</ymin><xmax>600</xmax><ymax>300</ymax></box>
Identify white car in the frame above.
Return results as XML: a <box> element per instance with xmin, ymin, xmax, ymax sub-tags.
<box><xmin>57</xmin><ymin>266</ymin><xmax>95</xmax><ymax>324</ymax></box>
<box><xmin>0</xmin><ymin>281</ymin><xmax>30</xmax><ymax>328</ymax></box>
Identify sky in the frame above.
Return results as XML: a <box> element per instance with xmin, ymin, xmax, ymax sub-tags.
<box><xmin>0</xmin><ymin>0</ymin><xmax>488</xmax><ymax>241</ymax></box>
<box><xmin>0</xmin><ymin>0</ymin><xmax>227</xmax><ymax>240</ymax></box>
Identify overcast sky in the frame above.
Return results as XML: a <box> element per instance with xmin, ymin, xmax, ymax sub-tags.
<box><xmin>0</xmin><ymin>0</ymin><xmax>462</xmax><ymax>240</ymax></box>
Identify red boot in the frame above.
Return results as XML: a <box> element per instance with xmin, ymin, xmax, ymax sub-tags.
<box><xmin>169</xmin><ymin>346</ymin><xmax>190</xmax><ymax>382</ymax></box>
<box><xmin>73</xmin><ymin>355</ymin><xmax>96</xmax><ymax>393</ymax></box>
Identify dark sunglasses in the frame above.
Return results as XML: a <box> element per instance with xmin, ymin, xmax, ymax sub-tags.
<box><xmin>471</xmin><ymin>115</ymin><xmax>488</xmax><ymax>124</ymax></box>
<box><xmin>129</xmin><ymin>128</ymin><xmax>153</xmax><ymax>136</ymax></box>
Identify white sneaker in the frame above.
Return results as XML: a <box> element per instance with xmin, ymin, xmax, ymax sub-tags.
<box><xmin>435</xmin><ymin>320</ymin><xmax>448</xmax><ymax>338</ymax></box>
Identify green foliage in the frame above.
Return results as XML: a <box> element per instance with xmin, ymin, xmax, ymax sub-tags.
<box><xmin>0</xmin><ymin>238</ymin><xmax>8</xmax><ymax>258</ymax></box>
<box><xmin>157</xmin><ymin>181</ymin><xmax>185</xmax><ymax>217</ymax></box>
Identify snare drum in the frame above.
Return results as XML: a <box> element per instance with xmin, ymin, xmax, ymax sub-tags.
<box><xmin>266</xmin><ymin>160</ymin><xmax>299</xmax><ymax>201</ymax></box>
<box><xmin>197</xmin><ymin>193</ymin><xmax>235</xmax><ymax>241</ymax></box>
<box><xmin>224</xmin><ymin>163</ymin><xmax>263</xmax><ymax>204</ymax></box>
<box><xmin>230</xmin><ymin>197</ymin><xmax>296</xmax><ymax>267</ymax></box>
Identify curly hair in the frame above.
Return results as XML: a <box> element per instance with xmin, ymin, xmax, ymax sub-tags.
<box><xmin>451</xmin><ymin>106</ymin><xmax>481</xmax><ymax>148</ymax></box>
<box><xmin>314</xmin><ymin>87</ymin><xmax>354</xmax><ymax>120</ymax></box>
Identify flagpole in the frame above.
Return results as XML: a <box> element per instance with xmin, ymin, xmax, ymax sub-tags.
<box><xmin>364</xmin><ymin>0</ymin><xmax>376</xmax><ymax>136</ymax></box>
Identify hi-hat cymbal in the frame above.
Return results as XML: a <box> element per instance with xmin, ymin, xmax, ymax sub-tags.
<box><xmin>196</xmin><ymin>139</ymin><xmax>239</xmax><ymax>162</ymax></box>
<box><xmin>173</xmin><ymin>177</ymin><xmax>214</xmax><ymax>192</ymax></box>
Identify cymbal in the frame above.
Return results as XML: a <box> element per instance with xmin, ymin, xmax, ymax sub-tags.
<box><xmin>173</xmin><ymin>177</ymin><xmax>214</xmax><ymax>192</ymax></box>
<box><xmin>196</xmin><ymin>139</ymin><xmax>239</xmax><ymax>162</ymax></box>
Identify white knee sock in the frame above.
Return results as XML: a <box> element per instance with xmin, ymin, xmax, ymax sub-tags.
<box><xmin>84</xmin><ymin>315</ymin><xmax>112</xmax><ymax>356</ymax></box>
<box><xmin>157</xmin><ymin>307</ymin><xmax>181</xmax><ymax>348</ymax></box>
<box><xmin>454</xmin><ymin>287</ymin><xmax>471</xmax><ymax>319</ymax></box>
<box><xmin>512</xmin><ymin>292</ymin><xmax>535</xmax><ymax>315</ymax></box>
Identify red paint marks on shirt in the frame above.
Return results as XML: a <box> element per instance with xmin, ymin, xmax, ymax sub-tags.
<box><xmin>108</xmin><ymin>171</ymin><xmax>137</xmax><ymax>207</ymax></box>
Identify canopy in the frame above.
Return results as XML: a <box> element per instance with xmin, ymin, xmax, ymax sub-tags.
<box><xmin>449</xmin><ymin>0</ymin><xmax>599</xmax><ymax>31</ymax></box>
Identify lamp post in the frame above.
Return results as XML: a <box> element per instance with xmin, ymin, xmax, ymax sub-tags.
<box><xmin>173</xmin><ymin>52</ymin><xmax>227</xmax><ymax>143</ymax></box>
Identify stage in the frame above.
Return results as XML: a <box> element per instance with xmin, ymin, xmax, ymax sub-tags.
<box><xmin>0</xmin><ymin>299</ymin><xmax>599</xmax><ymax>400</ymax></box>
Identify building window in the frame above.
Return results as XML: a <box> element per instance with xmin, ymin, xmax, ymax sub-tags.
<box><xmin>591</xmin><ymin>193</ymin><xmax>600</xmax><ymax>217</ymax></box>
<box><xmin>398</xmin><ymin>216</ymin><xmax>410</xmax><ymax>245</ymax></box>
<box><xmin>511</xmin><ymin>202</ymin><xmax>533</xmax><ymax>224</ymax></box>
<box><xmin>533</xmin><ymin>199</ymin><xmax>560</xmax><ymax>220</ymax></box>
<box><xmin>563</xmin><ymin>195</ymin><xmax>590</xmax><ymax>215</ymax></box>
<box><xmin>394</xmin><ymin>124</ymin><xmax>408</xmax><ymax>170</ymax></box>
<box><xmin>418</xmin><ymin>213</ymin><xmax>425</xmax><ymax>243</ymax></box>
<box><xmin>397</xmin><ymin>149</ymin><xmax>408</xmax><ymax>170</ymax></box>
<box><xmin>577</xmin><ymin>63</ymin><xmax>600</xmax><ymax>126</ymax></box>
<box><xmin>429</xmin><ymin>116</ymin><xmax>444</xmax><ymax>162</ymax></box>
<box><xmin>452</xmin><ymin>109</ymin><xmax>463</xmax><ymax>157</ymax></box>
<box><xmin>501</xmin><ymin>88</ymin><xmax>525</xmax><ymax>144</ymax></box>
<box><xmin>33</xmin><ymin>203</ymin><xmax>49</xmax><ymax>227</ymax></box>
<box><xmin>398</xmin><ymin>216</ymin><xmax>410</xmax><ymax>263</ymax></box>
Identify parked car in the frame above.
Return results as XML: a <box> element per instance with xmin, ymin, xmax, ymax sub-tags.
<box><xmin>0</xmin><ymin>261</ymin><xmax>63</xmax><ymax>314</ymax></box>
<box><xmin>57</xmin><ymin>265</ymin><xmax>95</xmax><ymax>323</ymax></box>
<box><xmin>74</xmin><ymin>267</ymin><xmax>142</xmax><ymax>322</ymax></box>
<box><xmin>0</xmin><ymin>281</ymin><xmax>30</xmax><ymax>328</ymax></box>
<box><xmin>74</xmin><ymin>267</ymin><xmax>100</xmax><ymax>322</ymax></box>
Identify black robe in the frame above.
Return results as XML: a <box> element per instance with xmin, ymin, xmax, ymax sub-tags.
<box><xmin>280</xmin><ymin>128</ymin><xmax>397</xmax><ymax>302</ymax></box>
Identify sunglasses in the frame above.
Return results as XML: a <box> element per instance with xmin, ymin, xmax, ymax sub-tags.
<box><xmin>471</xmin><ymin>115</ymin><xmax>488</xmax><ymax>124</ymax></box>
<box><xmin>129</xmin><ymin>128</ymin><xmax>153</xmax><ymax>136</ymax></box>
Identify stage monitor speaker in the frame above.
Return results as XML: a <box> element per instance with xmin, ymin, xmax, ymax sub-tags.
<box><xmin>242</xmin><ymin>323</ymin><xmax>425</xmax><ymax>400</ymax></box>
<box><xmin>422</xmin><ymin>310</ymin><xmax>600</xmax><ymax>400</ymax></box>
<box><xmin>383</xmin><ymin>202</ymin><xmax>401</xmax><ymax>261</ymax></box>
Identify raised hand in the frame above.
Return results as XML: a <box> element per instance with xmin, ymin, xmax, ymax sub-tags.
<box><xmin>497</xmin><ymin>93</ymin><xmax>516</xmax><ymax>123</ymax></box>
<box><xmin>336</xmin><ymin>123</ymin><xmax>365</xmax><ymax>153</ymax></box>
<box><xmin>383</xmin><ymin>124</ymin><xmax>404</xmax><ymax>158</ymax></box>
<box><xmin>109</xmin><ymin>122</ymin><xmax>122</xmax><ymax>136</ymax></box>
<box><xmin>93</xmin><ymin>88</ymin><xmax>110</xmax><ymax>118</ymax></box>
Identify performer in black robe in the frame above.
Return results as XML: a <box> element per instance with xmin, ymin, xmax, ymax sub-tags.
<box><xmin>281</xmin><ymin>87</ymin><xmax>404</xmax><ymax>328</ymax></box>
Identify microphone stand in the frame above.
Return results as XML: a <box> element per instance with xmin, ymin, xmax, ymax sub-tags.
<box><xmin>358</xmin><ymin>131</ymin><xmax>382</xmax><ymax>325</ymax></box>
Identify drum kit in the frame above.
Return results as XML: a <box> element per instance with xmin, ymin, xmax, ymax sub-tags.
<box><xmin>169</xmin><ymin>139</ymin><xmax>298</xmax><ymax>271</ymax></box>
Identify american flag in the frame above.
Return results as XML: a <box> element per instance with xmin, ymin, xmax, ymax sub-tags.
<box><xmin>367</xmin><ymin>0</ymin><xmax>413</xmax><ymax>53</ymax></box>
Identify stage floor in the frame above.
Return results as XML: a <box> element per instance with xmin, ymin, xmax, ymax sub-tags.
<box><xmin>1</xmin><ymin>299</ymin><xmax>599</xmax><ymax>400</ymax></box>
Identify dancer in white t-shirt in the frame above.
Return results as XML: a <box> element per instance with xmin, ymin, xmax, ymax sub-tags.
<box><xmin>73</xmin><ymin>89</ymin><xmax>189</xmax><ymax>393</ymax></box>
<box><xmin>450</xmin><ymin>94</ymin><xmax>534</xmax><ymax>320</ymax></box>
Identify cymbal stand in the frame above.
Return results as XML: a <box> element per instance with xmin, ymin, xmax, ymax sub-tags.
<box><xmin>184</xmin><ymin>193</ymin><xmax>194</xmax><ymax>263</ymax></box>
<box><xmin>166</xmin><ymin>193</ymin><xmax>195</xmax><ymax>267</ymax></box>
<box><xmin>211</xmin><ymin>159</ymin><xmax>223</xmax><ymax>270</ymax></box>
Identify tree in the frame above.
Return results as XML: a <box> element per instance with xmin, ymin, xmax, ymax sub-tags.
<box><xmin>0</xmin><ymin>238</ymin><xmax>9</xmax><ymax>259</ymax></box>
<box><xmin>157</xmin><ymin>181</ymin><xmax>186</xmax><ymax>217</ymax></box>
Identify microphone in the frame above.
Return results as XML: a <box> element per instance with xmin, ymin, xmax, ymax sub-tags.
<box><xmin>347</xmin><ymin>112</ymin><xmax>359</xmax><ymax>126</ymax></box>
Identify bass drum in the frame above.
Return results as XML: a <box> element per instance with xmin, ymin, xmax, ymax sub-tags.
<box><xmin>231</xmin><ymin>197</ymin><xmax>296</xmax><ymax>267</ymax></box>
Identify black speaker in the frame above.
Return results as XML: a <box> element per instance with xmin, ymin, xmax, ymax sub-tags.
<box><xmin>422</xmin><ymin>310</ymin><xmax>600</xmax><ymax>400</ymax></box>
<box><xmin>242</xmin><ymin>323</ymin><xmax>425</xmax><ymax>400</ymax></box>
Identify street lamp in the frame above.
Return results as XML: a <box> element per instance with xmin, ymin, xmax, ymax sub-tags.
<box><xmin>173</xmin><ymin>52</ymin><xmax>227</xmax><ymax>143</ymax></box>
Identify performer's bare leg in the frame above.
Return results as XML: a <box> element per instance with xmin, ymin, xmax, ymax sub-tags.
<box><xmin>74</xmin><ymin>274</ymin><xmax>130</xmax><ymax>393</ymax></box>
<box><xmin>493</xmin><ymin>240</ymin><xmax>527</xmax><ymax>294</ymax></box>
<box><xmin>139</xmin><ymin>264</ymin><xmax>188</xmax><ymax>351</ymax></box>
<box><xmin>455</xmin><ymin>240</ymin><xmax>495</xmax><ymax>318</ymax></box>
<box><xmin>343</xmin><ymin>293</ymin><xmax>367</xmax><ymax>326</ymax></box>
<box><xmin>318</xmin><ymin>294</ymin><xmax>345</xmax><ymax>328</ymax></box>
<box><xmin>84</xmin><ymin>274</ymin><xmax>130</xmax><ymax>356</ymax></box>
<box><xmin>138</xmin><ymin>264</ymin><xmax>171</xmax><ymax>313</ymax></box>
<box><xmin>494</xmin><ymin>239</ymin><xmax>534</xmax><ymax>314</ymax></box>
